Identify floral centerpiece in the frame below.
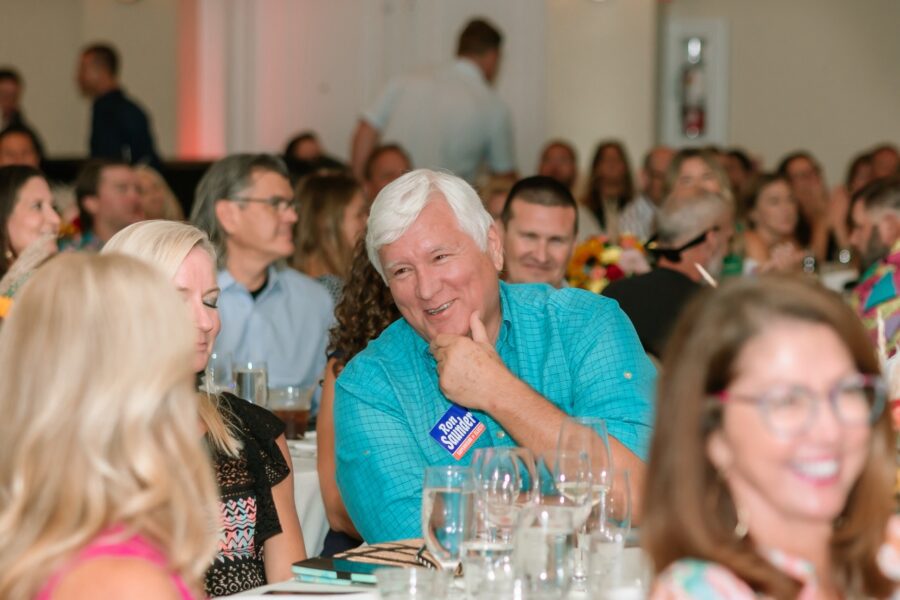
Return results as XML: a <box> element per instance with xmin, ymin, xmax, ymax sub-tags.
<box><xmin>566</xmin><ymin>234</ymin><xmax>651</xmax><ymax>293</ymax></box>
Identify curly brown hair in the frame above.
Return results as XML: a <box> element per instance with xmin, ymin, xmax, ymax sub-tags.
<box><xmin>327</xmin><ymin>238</ymin><xmax>400</xmax><ymax>375</ymax></box>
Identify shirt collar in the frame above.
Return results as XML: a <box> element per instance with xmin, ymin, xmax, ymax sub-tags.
<box><xmin>219</xmin><ymin>264</ymin><xmax>281</xmax><ymax>296</ymax></box>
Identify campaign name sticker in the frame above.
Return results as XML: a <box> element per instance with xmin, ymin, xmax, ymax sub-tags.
<box><xmin>430</xmin><ymin>404</ymin><xmax>486</xmax><ymax>460</ymax></box>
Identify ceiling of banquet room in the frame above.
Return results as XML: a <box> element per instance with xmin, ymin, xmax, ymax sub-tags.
<box><xmin>0</xmin><ymin>0</ymin><xmax>897</xmax><ymax>186</ymax></box>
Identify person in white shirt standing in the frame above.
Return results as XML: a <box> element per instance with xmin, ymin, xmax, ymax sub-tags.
<box><xmin>351</xmin><ymin>19</ymin><xmax>516</xmax><ymax>184</ymax></box>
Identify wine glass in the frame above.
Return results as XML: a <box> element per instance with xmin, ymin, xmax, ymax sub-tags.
<box><xmin>536</xmin><ymin>448</ymin><xmax>592</xmax><ymax>524</ymax></box>
<box><xmin>558</xmin><ymin>417</ymin><xmax>612</xmax><ymax>583</ymax></box>
<box><xmin>588</xmin><ymin>469</ymin><xmax>633</xmax><ymax>594</ymax></box>
<box><xmin>422</xmin><ymin>465</ymin><xmax>476</xmax><ymax>577</ymax></box>
<box><xmin>472</xmin><ymin>447</ymin><xmax>538</xmax><ymax>542</ymax></box>
<box><xmin>558</xmin><ymin>417</ymin><xmax>613</xmax><ymax>498</ymax></box>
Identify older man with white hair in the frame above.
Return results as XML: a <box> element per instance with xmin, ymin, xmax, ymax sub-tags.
<box><xmin>604</xmin><ymin>190</ymin><xmax>734</xmax><ymax>358</ymax></box>
<box><xmin>334</xmin><ymin>169</ymin><xmax>655</xmax><ymax>543</ymax></box>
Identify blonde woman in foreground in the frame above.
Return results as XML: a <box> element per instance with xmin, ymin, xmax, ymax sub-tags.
<box><xmin>0</xmin><ymin>253</ymin><xmax>220</xmax><ymax>600</ymax></box>
<box><xmin>104</xmin><ymin>220</ymin><xmax>306</xmax><ymax>596</ymax></box>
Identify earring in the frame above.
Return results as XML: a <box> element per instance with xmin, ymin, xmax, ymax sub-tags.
<box><xmin>4</xmin><ymin>247</ymin><xmax>12</xmax><ymax>261</ymax></box>
<box><xmin>734</xmin><ymin>505</ymin><xmax>750</xmax><ymax>540</ymax></box>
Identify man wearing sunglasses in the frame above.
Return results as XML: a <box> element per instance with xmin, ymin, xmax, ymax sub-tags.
<box><xmin>190</xmin><ymin>153</ymin><xmax>333</xmax><ymax>401</ymax></box>
<box><xmin>604</xmin><ymin>189</ymin><xmax>733</xmax><ymax>358</ymax></box>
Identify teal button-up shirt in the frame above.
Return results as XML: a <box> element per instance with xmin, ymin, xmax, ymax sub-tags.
<box><xmin>334</xmin><ymin>281</ymin><xmax>656</xmax><ymax>543</ymax></box>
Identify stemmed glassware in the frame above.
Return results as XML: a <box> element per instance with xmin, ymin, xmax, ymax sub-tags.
<box><xmin>555</xmin><ymin>416</ymin><xmax>613</xmax><ymax>585</ymax></box>
<box><xmin>588</xmin><ymin>469</ymin><xmax>634</xmax><ymax>593</ymax></box>
<box><xmin>471</xmin><ymin>447</ymin><xmax>538</xmax><ymax>542</ymax></box>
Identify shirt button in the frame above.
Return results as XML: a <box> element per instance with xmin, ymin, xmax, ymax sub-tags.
<box><xmin>496</xmin><ymin>431</ymin><xmax>506</xmax><ymax>439</ymax></box>
<box><xmin>623</xmin><ymin>371</ymin><xmax>633</xmax><ymax>380</ymax></box>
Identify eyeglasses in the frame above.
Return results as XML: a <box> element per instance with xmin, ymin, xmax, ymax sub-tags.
<box><xmin>646</xmin><ymin>226</ymin><xmax>719</xmax><ymax>262</ymax></box>
<box><xmin>228</xmin><ymin>196</ymin><xmax>299</xmax><ymax>213</ymax></box>
<box><xmin>715</xmin><ymin>374</ymin><xmax>886</xmax><ymax>437</ymax></box>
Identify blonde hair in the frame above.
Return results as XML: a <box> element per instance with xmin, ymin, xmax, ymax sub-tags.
<box><xmin>0</xmin><ymin>254</ymin><xmax>220</xmax><ymax>599</ymax></box>
<box><xmin>135</xmin><ymin>165</ymin><xmax>185</xmax><ymax>221</ymax></box>
<box><xmin>103</xmin><ymin>220</ymin><xmax>242</xmax><ymax>457</ymax></box>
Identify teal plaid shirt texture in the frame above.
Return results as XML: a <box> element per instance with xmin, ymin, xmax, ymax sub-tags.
<box><xmin>334</xmin><ymin>281</ymin><xmax>656</xmax><ymax>542</ymax></box>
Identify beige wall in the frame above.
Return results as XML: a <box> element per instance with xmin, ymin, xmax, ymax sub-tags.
<box><xmin>544</xmin><ymin>0</ymin><xmax>658</xmax><ymax>187</ymax></box>
<box><xmin>6</xmin><ymin>0</ymin><xmax>894</xmax><ymax>182</ymax></box>
<box><xmin>0</xmin><ymin>0</ymin><xmax>179</xmax><ymax>158</ymax></box>
<box><xmin>664</xmin><ymin>0</ymin><xmax>900</xmax><ymax>185</ymax></box>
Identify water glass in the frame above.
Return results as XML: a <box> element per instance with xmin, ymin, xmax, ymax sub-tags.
<box><xmin>205</xmin><ymin>351</ymin><xmax>233</xmax><ymax>394</ymax></box>
<box><xmin>588</xmin><ymin>469</ymin><xmax>633</xmax><ymax>595</ymax></box>
<box><xmin>232</xmin><ymin>360</ymin><xmax>268</xmax><ymax>406</ymax></box>
<box><xmin>513</xmin><ymin>505</ymin><xmax>576</xmax><ymax>600</ymax></box>
<box><xmin>422</xmin><ymin>466</ymin><xmax>476</xmax><ymax>573</ymax></box>
<box><xmin>460</xmin><ymin>538</ymin><xmax>515</xmax><ymax>599</ymax></box>
<box><xmin>376</xmin><ymin>567</ymin><xmax>447</xmax><ymax>599</ymax></box>
<box><xmin>268</xmin><ymin>385</ymin><xmax>314</xmax><ymax>439</ymax></box>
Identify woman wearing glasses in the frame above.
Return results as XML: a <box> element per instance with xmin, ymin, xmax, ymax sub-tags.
<box><xmin>643</xmin><ymin>276</ymin><xmax>898</xmax><ymax>599</ymax></box>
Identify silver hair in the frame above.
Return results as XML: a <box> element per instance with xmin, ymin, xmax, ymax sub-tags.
<box><xmin>656</xmin><ymin>190</ymin><xmax>731</xmax><ymax>247</ymax></box>
<box><xmin>189</xmin><ymin>154</ymin><xmax>289</xmax><ymax>268</ymax></box>
<box><xmin>365</xmin><ymin>168</ymin><xmax>493</xmax><ymax>280</ymax></box>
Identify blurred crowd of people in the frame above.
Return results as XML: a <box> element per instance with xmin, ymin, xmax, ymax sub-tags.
<box><xmin>1</xmin><ymin>15</ymin><xmax>900</xmax><ymax>600</ymax></box>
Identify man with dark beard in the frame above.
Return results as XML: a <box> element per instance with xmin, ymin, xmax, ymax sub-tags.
<box><xmin>849</xmin><ymin>176</ymin><xmax>900</xmax><ymax>357</ymax></box>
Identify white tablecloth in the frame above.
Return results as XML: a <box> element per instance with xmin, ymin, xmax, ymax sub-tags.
<box><xmin>232</xmin><ymin>580</ymin><xmax>377</xmax><ymax>598</ymax></box>
<box><xmin>229</xmin><ymin>548</ymin><xmax>649</xmax><ymax>598</ymax></box>
<box><xmin>288</xmin><ymin>437</ymin><xmax>329</xmax><ymax>558</ymax></box>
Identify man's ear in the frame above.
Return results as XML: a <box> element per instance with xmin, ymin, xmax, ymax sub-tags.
<box><xmin>487</xmin><ymin>223</ymin><xmax>504</xmax><ymax>272</ymax></box>
<box><xmin>81</xmin><ymin>195</ymin><xmax>99</xmax><ymax>217</ymax></box>
<box><xmin>214</xmin><ymin>200</ymin><xmax>239</xmax><ymax>235</ymax></box>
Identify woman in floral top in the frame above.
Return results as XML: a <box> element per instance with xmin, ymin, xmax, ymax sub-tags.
<box><xmin>642</xmin><ymin>276</ymin><xmax>898</xmax><ymax>599</ymax></box>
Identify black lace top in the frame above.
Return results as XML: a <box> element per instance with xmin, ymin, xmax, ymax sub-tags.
<box><xmin>204</xmin><ymin>393</ymin><xmax>290</xmax><ymax>597</ymax></box>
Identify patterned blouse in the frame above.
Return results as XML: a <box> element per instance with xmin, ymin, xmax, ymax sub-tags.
<box><xmin>652</xmin><ymin>545</ymin><xmax>900</xmax><ymax>599</ymax></box>
<box><xmin>205</xmin><ymin>393</ymin><xmax>290</xmax><ymax>597</ymax></box>
<box><xmin>651</xmin><ymin>550</ymin><xmax>817</xmax><ymax>599</ymax></box>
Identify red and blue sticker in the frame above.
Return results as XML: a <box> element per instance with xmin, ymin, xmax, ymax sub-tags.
<box><xmin>429</xmin><ymin>404</ymin><xmax>486</xmax><ymax>460</ymax></box>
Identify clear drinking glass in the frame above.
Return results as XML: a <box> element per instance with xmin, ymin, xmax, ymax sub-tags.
<box><xmin>471</xmin><ymin>447</ymin><xmax>537</xmax><ymax>542</ymax></box>
<box><xmin>422</xmin><ymin>465</ymin><xmax>476</xmax><ymax>576</ymax></box>
<box><xmin>460</xmin><ymin>535</ymin><xmax>515</xmax><ymax>600</ymax></box>
<box><xmin>536</xmin><ymin>448</ymin><xmax>592</xmax><ymax>527</ymax></box>
<box><xmin>558</xmin><ymin>417</ymin><xmax>613</xmax><ymax>583</ymax></box>
<box><xmin>513</xmin><ymin>504</ymin><xmax>576</xmax><ymax>600</ymax></box>
<box><xmin>204</xmin><ymin>351</ymin><xmax>233</xmax><ymax>394</ymax></box>
<box><xmin>232</xmin><ymin>360</ymin><xmax>268</xmax><ymax>406</ymax></box>
<box><xmin>268</xmin><ymin>385</ymin><xmax>314</xmax><ymax>439</ymax></box>
<box><xmin>588</xmin><ymin>469</ymin><xmax>633</xmax><ymax>596</ymax></box>
<box><xmin>376</xmin><ymin>567</ymin><xmax>447</xmax><ymax>600</ymax></box>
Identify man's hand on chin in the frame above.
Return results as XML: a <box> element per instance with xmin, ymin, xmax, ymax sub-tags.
<box><xmin>430</xmin><ymin>311</ymin><xmax>513</xmax><ymax>411</ymax></box>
